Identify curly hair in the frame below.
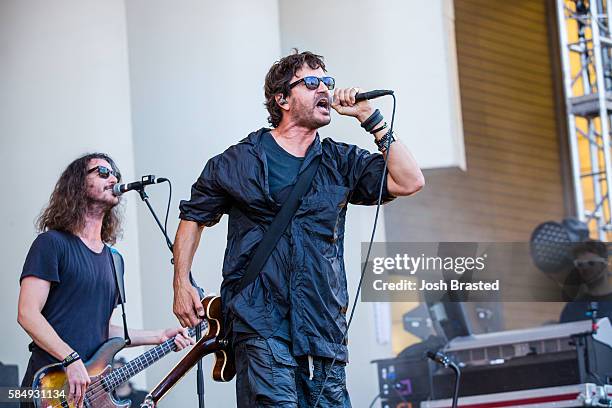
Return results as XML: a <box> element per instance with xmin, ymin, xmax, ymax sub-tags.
<box><xmin>264</xmin><ymin>49</ymin><xmax>326</xmax><ymax>128</ymax></box>
<box><xmin>36</xmin><ymin>153</ymin><xmax>123</xmax><ymax>245</ymax></box>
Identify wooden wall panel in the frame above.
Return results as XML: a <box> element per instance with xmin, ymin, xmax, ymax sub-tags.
<box><xmin>384</xmin><ymin>1</ymin><xmax>569</xmax><ymax>353</ymax></box>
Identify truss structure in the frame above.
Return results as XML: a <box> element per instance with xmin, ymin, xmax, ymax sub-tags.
<box><xmin>557</xmin><ymin>0</ymin><xmax>612</xmax><ymax>239</ymax></box>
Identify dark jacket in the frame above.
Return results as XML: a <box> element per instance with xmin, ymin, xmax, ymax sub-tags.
<box><xmin>179</xmin><ymin>128</ymin><xmax>394</xmax><ymax>361</ymax></box>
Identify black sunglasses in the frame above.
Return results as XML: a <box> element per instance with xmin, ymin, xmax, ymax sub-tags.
<box><xmin>289</xmin><ymin>76</ymin><xmax>335</xmax><ymax>91</ymax></box>
<box><xmin>87</xmin><ymin>165</ymin><xmax>121</xmax><ymax>181</ymax></box>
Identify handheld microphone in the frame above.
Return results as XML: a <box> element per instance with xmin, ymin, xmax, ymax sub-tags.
<box><xmin>112</xmin><ymin>175</ymin><xmax>167</xmax><ymax>196</ymax></box>
<box><xmin>354</xmin><ymin>89</ymin><xmax>394</xmax><ymax>102</ymax></box>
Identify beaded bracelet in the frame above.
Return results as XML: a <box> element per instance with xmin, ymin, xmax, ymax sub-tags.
<box><xmin>375</xmin><ymin>130</ymin><xmax>396</xmax><ymax>153</ymax></box>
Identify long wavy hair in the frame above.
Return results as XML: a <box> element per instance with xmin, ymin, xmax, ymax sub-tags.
<box><xmin>37</xmin><ymin>153</ymin><xmax>123</xmax><ymax>245</ymax></box>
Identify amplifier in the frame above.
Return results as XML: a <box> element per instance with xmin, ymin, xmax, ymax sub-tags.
<box><xmin>433</xmin><ymin>331</ymin><xmax>612</xmax><ymax>399</ymax></box>
<box><xmin>372</xmin><ymin>356</ymin><xmax>433</xmax><ymax>407</ymax></box>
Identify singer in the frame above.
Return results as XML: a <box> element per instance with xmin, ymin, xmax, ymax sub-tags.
<box><xmin>173</xmin><ymin>50</ymin><xmax>424</xmax><ymax>407</ymax></box>
<box><xmin>17</xmin><ymin>153</ymin><xmax>194</xmax><ymax>408</ymax></box>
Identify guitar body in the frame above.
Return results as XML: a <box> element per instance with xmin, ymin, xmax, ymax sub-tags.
<box><xmin>32</xmin><ymin>337</ymin><xmax>130</xmax><ymax>408</ymax></box>
<box><xmin>201</xmin><ymin>295</ymin><xmax>235</xmax><ymax>382</ymax></box>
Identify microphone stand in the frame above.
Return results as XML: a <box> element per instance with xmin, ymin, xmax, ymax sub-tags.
<box><xmin>427</xmin><ymin>351</ymin><xmax>461</xmax><ymax>408</ymax></box>
<box><xmin>450</xmin><ymin>363</ymin><xmax>461</xmax><ymax>408</ymax></box>
<box><xmin>136</xmin><ymin>185</ymin><xmax>207</xmax><ymax>408</ymax></box>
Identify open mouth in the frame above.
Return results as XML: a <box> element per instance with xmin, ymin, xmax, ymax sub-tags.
<box><xmin>316</xmin><ymin>98</ymin><xmax>330</xmax><ymax>113</ymax></box>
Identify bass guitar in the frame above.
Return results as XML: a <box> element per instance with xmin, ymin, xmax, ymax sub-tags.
<box><xmin>31</xmin><ymin>295</ymin><xmax>233</xmax><ymax>408</ymax></box>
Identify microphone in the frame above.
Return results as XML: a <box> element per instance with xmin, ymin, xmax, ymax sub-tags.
<box><xmin>354</xmin><ymin>89</ymin><xmax>394</xmax><ymax>102</ymax></box>
<box><xmin>112</xmin><ymin>175</ymin><xmax>167</xmax><ymax>196</ymax></box>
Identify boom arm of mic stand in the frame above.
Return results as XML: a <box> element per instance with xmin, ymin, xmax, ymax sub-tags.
<box><xmin>136</xmin><ymin>188</ymin><xmax>203</xmax><ymax>294</ymax></box>
<box><xmin>138</xmin><ymin>188</ymin><xmax>173</xmax><ymax>251</ymax></box>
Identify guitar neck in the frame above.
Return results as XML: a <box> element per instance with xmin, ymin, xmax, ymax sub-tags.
<box><xmin>103</xmin><ymin>326</ymin><xmax>200</xmax><ymax>391</ymax></box>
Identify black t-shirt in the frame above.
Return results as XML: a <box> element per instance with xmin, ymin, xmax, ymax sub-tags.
<box><xmin>261</xmin><ymin>131</ymin><xmax>304</xmax><ymax>202</ymax></box>
<box><xmin>20</xmin><ymin>230</ymin><xmax>118</xmax><ymax>381</ymax></box>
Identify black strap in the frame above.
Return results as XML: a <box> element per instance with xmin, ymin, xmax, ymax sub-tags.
<box><xmin>108</xmin><ymin>247</ymin><xmax>131</xmax><ymax>345</ymax></box>
<box><xmin>238</xmin><ymin>155</ymin><xmax>321</xmax><ymax>292</ymax></box>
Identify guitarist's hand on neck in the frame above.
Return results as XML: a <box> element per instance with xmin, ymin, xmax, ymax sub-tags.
<box><xmin>159</xmin><ymin>327</ymin><xmax>194</xmax><ymax>350</ymax></box>
<box><xmin>108</xmin><ymin>324</ymin><xmax>195</xmax><ymax>349</ymax></box>
<box><xmin>66</xmin><ymin>357</ymin><xmax>90</xmax><ymax>408</ymax></box>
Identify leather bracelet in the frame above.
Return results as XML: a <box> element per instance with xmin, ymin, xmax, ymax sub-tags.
<box><xmin>360</xmin><ymin>109</ymin><xmax>383</xmax><ymax>132</ymax></box>
<box><xmin>62</xmin><ymin>351</ymin><xmax>81</xmax><ymax>367</ymax></box>
<box><xmin>370</xmin><ymin>122</ymin><xmax>388</xmax><ymax>135</ymax></box>
<box><xmin>375</xmin><ymin>130</ymin><xmax>395</xmax><ymax>152</ymax></box>
<box><xmin>360</xmin><ymin>109</ymin><xmax>379</xmax><ymax>130</ymax></box>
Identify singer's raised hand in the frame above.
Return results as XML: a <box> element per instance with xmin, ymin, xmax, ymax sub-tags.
<box><xmin>331</xmin><ymin>86</ymin><xmax>374</xmax><ymax>123</ymax></box>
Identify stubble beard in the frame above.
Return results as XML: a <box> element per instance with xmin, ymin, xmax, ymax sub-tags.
<box><xmin>294</xmin><ymin>100</ymin><xmax>331</xmax><ymax>130</ymax></box>
<box><xmin>86</xmin><ymin>186</ymin><xmax>118</xmax><ymax>216</ymax></box>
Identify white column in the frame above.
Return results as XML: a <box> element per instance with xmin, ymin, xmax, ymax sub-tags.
<box><xmin>0</xmin><ymin>0</ymin><xmax>144</xmax><ymax>386</ymax></box>
<box><xmin>123</xmin><ymin>1</ymin><xmax>281</xmax><ymax>405</ymax></box>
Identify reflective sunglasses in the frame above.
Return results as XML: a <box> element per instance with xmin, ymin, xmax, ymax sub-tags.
<box><xmin>87</xmin><ymin>165</ymin><xmax>121</xmax><ymax>181</ymax></box>
<box><xmin>289</xmin><ymin>76</ymin><xmax>335</xmax><ymax>91</ymax></box>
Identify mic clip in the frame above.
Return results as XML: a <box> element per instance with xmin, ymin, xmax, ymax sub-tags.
<box><xmin>426</xmin><ymin>350</ymin><xmax>456</xmax><ymax>369</ymax></box>
<box><xmin>139</xmin><ymin>175</ymin><xmax>156</xmax><ymax>186</ymax></box>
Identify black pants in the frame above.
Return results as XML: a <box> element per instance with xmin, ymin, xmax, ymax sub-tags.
<box><xmin>234</xmin><ymin>336</ymin><xmax>351</xmax><ymax>408</ymax></box>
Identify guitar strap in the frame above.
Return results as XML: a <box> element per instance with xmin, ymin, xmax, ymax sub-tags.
<box><xmin>237</xmin><ymin>155</ymin><xmax>321</xmax><ymax>292</ymax></box>
<box><xmin>108</xmin><ymin>247</ymin><xmax>131</xmax><ymax>345</ymax></box>
<box><xmin>222</xmin><ymin>155</ymin><xmax>320</xmax><ymax>342</ymax></box>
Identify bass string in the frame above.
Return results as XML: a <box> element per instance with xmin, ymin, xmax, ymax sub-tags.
<box><xmin>85</xmin><ymin>341</ymin><xmax>176</xmax><ymax>404</ymax></box>
<box><xmin>46</xmin><ymin>341</ymin><xmax>176</xmax><ymax>408</ymax></box>
<box><xmin>47</xmin><ymin>318</ymin><xmax>206</xmax><ymax>407</ymax></box>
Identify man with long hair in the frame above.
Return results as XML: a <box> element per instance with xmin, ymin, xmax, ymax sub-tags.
<box><xmin>18</xmin><ymin>153</ymin><xmax>194</xmax><ymax>408</ymax></box>
<box><xmin>173</xmin><ymin>51</ymin><xmax>424</xmax><ymax>406</ymax></box>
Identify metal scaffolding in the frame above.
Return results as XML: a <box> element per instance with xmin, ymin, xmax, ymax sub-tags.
<box><xmin>556</xmin><ymin>0</ymin><xmax>612</xmax><ymax>240</ymax></box>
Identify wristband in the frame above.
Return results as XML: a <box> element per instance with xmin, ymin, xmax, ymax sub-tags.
<box><xmin>62</xmin><ymin>351</ymin><xmax>81</xmax><ymax>367</ymax></box>
<box><xmin>360</xmin><ymin>109</ymin><xmax>383</xmax><ymax>132</ymax></box>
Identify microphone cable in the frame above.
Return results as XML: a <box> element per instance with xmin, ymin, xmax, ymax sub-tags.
<box><xmin>313</xmin><ymin>93</ymin><xmax>397</xmax><ymax>407</ymax></box>
<box><xmin>368</xmin><ymin>392</ymin><xmax>381</xmax><ymax>408</ymax></box>
<box><xmin>160</xmin><ymin>177</ymin><xmax>172</xmax><ymax>249</ymax></box>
